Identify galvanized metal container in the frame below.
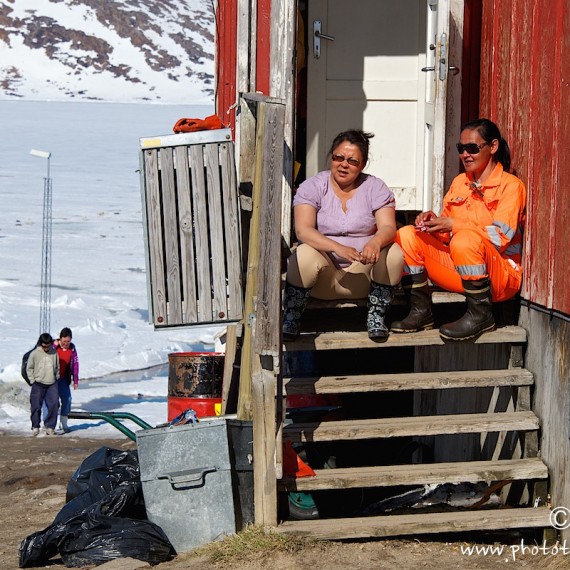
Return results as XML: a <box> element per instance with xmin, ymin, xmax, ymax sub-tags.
<box><xmin>136</xmin><ymin>417</ymin><xmax>253</xmax><ymax>553</ymax></box>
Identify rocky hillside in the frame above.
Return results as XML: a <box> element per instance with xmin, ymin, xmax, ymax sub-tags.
<box><xmin>0</xmin><ymin>0</ymin><xmax>215</xmax><ymax>104</ymax></box>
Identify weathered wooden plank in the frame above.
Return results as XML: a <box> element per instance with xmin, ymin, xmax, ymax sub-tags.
<box><xmin>190</xmin><ymin>145</ymin><xmax>213</xmax><ymax>321</ymax></box>
<box><xmin>236</xmin><ymin>0</ymin><xmax>252</xmax><ymax>94</ymax></box>
<box><xmin>204</xmin><ymin>143</ymin><xmax>228</xmax><ymax>321</ymax></box>
<box><xmin>269</xmin><ymin>0</ymin><xmax>294</xmax><ymax>245</ymax></box>
<box><xmin>279</xmin><ymin>458</ymin><xmax>548</xmax><ymax>492</ymax></box>
<box><xmin>254</xmin><ymin>102</ymin><xmax>285</xmax><ymax>356</ymax></box>
<box><xmin>237</xmin><ymin>101</ymin><xmax>268</xmax><ymax>421</ymax></box>
<box><xmin>249</xmin><ymin>100</ymin><xmax>287</xmax><ymax>526</ymax></box>
<box><xmin>221</xmin><ymin>324</ymin><xmax>238</xmax><ymax>415</ymax></box>
<box><xmin>159</xmin><ymin>147</ymin><xmax>182</xmax><ymax>324</ymax></box>
<box><xmin>143</xmin><ymin>149</ymin><xmax>167</xmax><ymax>324</ymax></box>
<box><xmin>304</xmin><ymin>290</ymin><xmax>464</xmax><ymax>310</ymax></box>
<box><xmin>252</xmin><ymin>354</ymin><xmax>278</xmax><ymax>526</ymax></box>
<box><xmin>238</xmin><ymin>96</ymin><xmax>259</xmax><ymax>199</ymax></box>
<box><xmin>277</xmin><ymin>507</ymin><xmax>553</xmax><ymax>539</ymax></box>
<box><xmin>174</xmin><ymin>146</ymin><xmax>198</xmax><ymax>323</ymax></box>
<box><xmin>284</xmin><ymin>326</ymin><xmax>527</xmax><ymax>351</ymax></box>
<box><xmin>219</xmin><ymin>143</ymin><xmax>243</xmax><ymax>319</ymax></box>
<box><xmin>282</xmin><ymin>411</ymin><xmax>539</xmax><ymax>443</ymax></box>
<box><xmin>283</xmin><ymin>369</ymin><xmax>533</xmax><ymax>395</ymax></box>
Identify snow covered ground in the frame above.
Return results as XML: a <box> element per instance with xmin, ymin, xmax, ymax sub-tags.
<box><xmin>0</xmin><ymin>100</ymin><xmax>226</xmax><ymax>437</ymax></box>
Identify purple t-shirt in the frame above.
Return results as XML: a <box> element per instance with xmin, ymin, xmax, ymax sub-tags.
<box><xmin>293</xmin><ymin>170</ymin><xmax>395</xmax><ymax>267</ymax></box>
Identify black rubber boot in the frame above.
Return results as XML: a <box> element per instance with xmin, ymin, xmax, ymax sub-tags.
<box><xmin>367</xmin><ymin>281</ymin><xmax>394</xmax><ymax>340</ymax></box>
<box><xmin>390</xmin><ymin>273</ymin><xmax>434</xmax><ymax>333</ymax></box>
<box><xmin>439</xmin><ymin>278</ymin><xmax>496</xmax><ymax>341</ymax></box>
<box><xmin>282</xmin><ymin>282</ymin><xmax>312</xmax><ymax>341</ymax></box>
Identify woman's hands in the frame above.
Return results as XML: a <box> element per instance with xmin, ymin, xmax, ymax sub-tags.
<box><xmin>415</xmin><ymin>211</ymin><xmax>453</xmax><ymax>233</ymax></box>
<box><xmin>360</xmin><ymin>240</ymin><xmax>381</xmax><ymax>264</ymax></box>
<box><xmin>333</xmin><ymin>244</ymin><xmax>364</xmax><ymax>264</ymax></box>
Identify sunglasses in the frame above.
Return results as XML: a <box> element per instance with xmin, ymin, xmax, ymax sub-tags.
<box><xmin>456</xmin><ymin>142</ymin><xmax>488</xmax><ymax>154</ymax></box>
<box><xmin>331</xmin><ymin>154</ymin><xmax>362</xmax><ymax>167</ymax></box>
<box><xmin>41</xmin><ymin>343</ymin><xmax>51</xmax><ymax>348</ymax></box>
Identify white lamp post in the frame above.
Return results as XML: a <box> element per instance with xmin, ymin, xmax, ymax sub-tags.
<box><xmin>30</xmin><ymin>149</ymin><xmax>52</xmax><ymax>335</ymax></box>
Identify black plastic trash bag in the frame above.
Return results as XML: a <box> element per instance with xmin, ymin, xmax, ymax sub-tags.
<box><xmin>66</xmin><ymin>446</ymin><xmax>140</xmax><ymax>502</ymax></box>
<box><xmin>19</xmin><ymin>447</ymin><xmax>172</xmax><ymax>568</ymax></box>
<box><xmin>19</xmin><ymin>482</ymin><xmax>173</xmax><ymax>567</ymax></box>
<box><xmin>57</xmin><ymin>447</ymin><xmax>144</xmax><ymax>524</ymax></box>
<box><xmin>59</xmin><ymin>511</ymin><xmax>173</xmax><ymax>567</ymax></box>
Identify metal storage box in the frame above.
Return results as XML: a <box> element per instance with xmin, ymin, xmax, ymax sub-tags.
<box><xmin>136</xmin><ymin>418</ymin><xmax>253</xmax><ymax>553</ymax></box>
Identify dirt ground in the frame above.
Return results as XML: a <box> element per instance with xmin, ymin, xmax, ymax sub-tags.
<box><xmin>1</xmin><ymin>432</ymin><xmax>568</xmax><ymax>570</ymax></box>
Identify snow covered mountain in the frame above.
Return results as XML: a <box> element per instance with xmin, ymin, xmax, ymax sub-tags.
<box><xmin>0</xmin><ymin>0</ymin><xmax>215</xmax><ymax>104</ymax></box>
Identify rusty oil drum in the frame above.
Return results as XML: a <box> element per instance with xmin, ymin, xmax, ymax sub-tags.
<box><xmin>168</xmin><ymin>352</ymin><xmax>224</xmax><ymax>398</ymax></box>
<box><xmin>167</xmin><ymin>352</ymin><xmax>224</xmax><ymax>420</ymax></box>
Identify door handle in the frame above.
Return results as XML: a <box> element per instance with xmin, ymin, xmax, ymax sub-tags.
<box><xmin>315</xmin><ymin>30</ymin><xmax>335</xmax><ymax>41</ymax></box>
<box><xmin>313</xmin><ymin>21</ymin><xmax>335</xmax><ymax>59</ymax></box>
<box><xmin>422</xmin><ymin>33</ymin><xmax>460</xmax><ymax>78</ymax></box>
<box><xmin>422</xmin><ymin>66</ymin><xmax>459</xmax><ymax>74</ymax></box>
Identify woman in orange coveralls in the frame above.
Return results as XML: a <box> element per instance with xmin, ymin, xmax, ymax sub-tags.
<box><xmin>392</xmin><ymin>118</ymin><xmax>526</xmax><ymax>341</ymax></box>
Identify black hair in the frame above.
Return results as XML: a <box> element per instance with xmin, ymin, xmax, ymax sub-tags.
<box><xmin>461</xmin><ymin>118</ymin><xmax>511</xmax><ymax>173</ymax></box>
<box><xmin>37</xmin><ymin>332</ymin><xmax>53</xmax><ymax>346</ymax></box>
<box><xmin>327</xmin><ymin>129</ymin><xmax>374</xmax><ymax>165</ymax></box>
<box><xmin>59</xmin><ymin>327</ymin><xmax>72</xmax><ymax>338</ymax></box>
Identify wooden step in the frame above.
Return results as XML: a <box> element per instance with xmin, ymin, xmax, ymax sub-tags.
<box><xmin>277</xmin><ymin>507</ymin><xmax>552</xmax><ymax>540</ymax></box>
<box><xmin>306</xmin><ymin>291</ymin><xmax>465</xmax><ymax>309</ymax></box>
<box><xmin>284</xmin><ymin>368</ymin><xmax>533</xmax><ymax>395</ymax></box>
<box><xmin>279</xmin><ymin>457</ymin><xmax>548</xmax><ymax>491</ymax></box>
<box><xmin>282</xmin><ymin>411</ymin><xmax>539</xmax><ymax>442</ymax></box>
<box><xmin>283</xmin><ymin>326</ymin><xmax>526</xmax><ymax>351</ymax></box>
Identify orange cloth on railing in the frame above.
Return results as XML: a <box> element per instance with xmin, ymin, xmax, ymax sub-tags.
<box><xmin>173</xmin><ymin>114</ymin><xmax>225</xmax><ymax>133</ymax></box>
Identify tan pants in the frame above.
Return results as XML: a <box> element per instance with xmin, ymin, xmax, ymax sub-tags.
<box><xmin>286</xmin><ymin>242</ymin><xmax>404</xmax><ymax>300</ymax></box>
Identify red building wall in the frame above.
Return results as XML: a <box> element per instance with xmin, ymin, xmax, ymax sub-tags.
<box><xmin>216</xmin><ymin>0</ymin><xmax>273</xmax><ymax>133</ymax></box>
<box><xmin>479</xmin><ymin>0</ymin><xmax>570</xmax><ymax>315</ymax></box>
<box><xmin>215</xmin><ymin>1</ymin><xmax>237</xmax><ymax>129</ymax></box>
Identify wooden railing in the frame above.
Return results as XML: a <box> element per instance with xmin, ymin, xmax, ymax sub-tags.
<box><xmin>235</xmin><ymin>94</ymin><xmax>286</xmax><ymax>525</ymax></box>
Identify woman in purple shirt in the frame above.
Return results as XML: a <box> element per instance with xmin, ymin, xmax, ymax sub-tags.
<box><xmin>283</xmin><ymin>130</ymin><xmax>404</xmax><ymax>340</ymax></box>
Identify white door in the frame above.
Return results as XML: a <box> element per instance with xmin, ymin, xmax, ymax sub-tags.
<box><xmin>306</xmin><ymin>0</ymin><xmax>450</xmax><ymax>212</ymax></box>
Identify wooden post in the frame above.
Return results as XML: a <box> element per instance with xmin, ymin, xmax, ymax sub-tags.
<box><xmin>252</xmin><ymin>102</ymin><xmax>285</xmax><ymax>525</ymax></box>
<box><xmin>237</xmin><ymin>102</ymin><xmax>267</xmax><ymax>421</ymax></box>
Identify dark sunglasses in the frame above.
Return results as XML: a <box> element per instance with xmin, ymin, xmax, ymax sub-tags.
<box><xmin>331</xmin><ymin>154</ymin><xmax>362</xmax><ymax>167</ymax></box>
<box><xmin>456</xmin><ymin>142</ymin><xmax>488</xmax><ymax>154</ymax></box>
<box><xmin>41</xmin><ymin>343</ymin><xmax>51</xmax><ymax>348</ymax></box>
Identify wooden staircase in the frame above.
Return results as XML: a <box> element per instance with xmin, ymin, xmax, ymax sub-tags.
<box><xmin>229</xmin><ymin>102</ymin><xmax>551</xmax><ymax>539</ymax></box>
<box><xmin>274</xmin><ymin>311</ymin><xmax>551</xmax><ymax>539</ymax></box>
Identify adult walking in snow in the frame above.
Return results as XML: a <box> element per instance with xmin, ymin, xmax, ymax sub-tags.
<box><xmin>54</xmin><ymin>327</ymin><xmax>79</xmax><ymax>433</ymax></box>
<box><xmin>392</xmin><ymin>118</ymin><xmax>526</xmax><ymax>341</ymax></box>
<box><xmin>283</xmin><ymin>129</ymin><xmax>404</xmax><ymax>340</ymax></box>
<box><xmin>27</xmin><ymin>332</ymin><xmax>59</xmax><ymax>436</ymax></box>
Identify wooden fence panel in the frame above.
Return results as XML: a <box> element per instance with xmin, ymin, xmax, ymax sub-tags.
<box><xmin>140</xmin><ymin>129</ymin><xmax>244</xmax><ymax>326</ymax></box>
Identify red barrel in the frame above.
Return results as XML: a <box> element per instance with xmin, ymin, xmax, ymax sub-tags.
<box><xmin>167</xmin><ymin>352</ymin><xmax>224</xmax><ymax>421</ymax></box>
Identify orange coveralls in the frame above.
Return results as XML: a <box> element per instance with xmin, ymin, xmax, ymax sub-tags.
<box><xmin>396</xmin><ymin>163</ymin><xmax>526</xmax><ymax>302</ymax></box>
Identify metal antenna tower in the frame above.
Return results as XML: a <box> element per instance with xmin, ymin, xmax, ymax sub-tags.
<box><xmin>30</xmin><ymin>149</ymin><xmax>52</xmax><ymax>335</ymax></box>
